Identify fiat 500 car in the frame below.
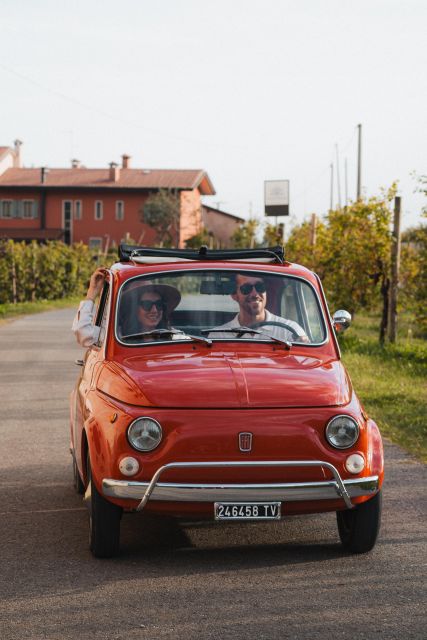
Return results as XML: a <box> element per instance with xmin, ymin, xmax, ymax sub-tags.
<box><xmin>70</xmin><ymin>245</ymin><xmax>383</xmax><ymax>557</ymax></box>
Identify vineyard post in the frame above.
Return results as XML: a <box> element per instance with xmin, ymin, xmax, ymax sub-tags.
<box><xmin>388</xmin><ymin>196</ymin><xmax>402</xmax><ymax>343</ymax></box>
<box><xmin>310</xmin><ymin>213</ymin><xmax>317</xmax><ymax>246</ymax></box>
<box><xmin>10</xmin><ymin>241</ymin><xmax>17</xmax><ymax>304</ymax></box>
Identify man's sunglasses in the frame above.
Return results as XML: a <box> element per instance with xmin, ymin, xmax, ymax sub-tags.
<box><xmin>138</xmin><ymin>300</ymin><xmax>165</xmax><ymax>311</ymax></box>
<box><xmin>239</xmin><ymin>282</ymin><xmax>267</xmax><ymax>295</ymax></box>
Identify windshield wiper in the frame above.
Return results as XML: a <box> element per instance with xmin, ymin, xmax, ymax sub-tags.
<box><xmin>201</xmin><ymin>327</ymin><xmax>292</xmax><ymax>350</ymax></box>
<box><xmin>121</xmin><ymin>328</ymin><xmax>212</xmax><ymax>346</ymax></box>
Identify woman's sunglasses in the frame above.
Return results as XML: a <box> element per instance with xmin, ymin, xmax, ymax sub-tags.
<box><xmin>239</xmin><ymin>282</ymin><xmax>267</xmax><ymax>295</ymax></box>
<box><xmin>138</xmin><ymin>300</ymin><xmax>165</xmax><ymax>311</ymax></box>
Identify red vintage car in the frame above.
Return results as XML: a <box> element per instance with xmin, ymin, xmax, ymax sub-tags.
<box><xmin>70</xmin><ymin>245</ymin><xmax>383</xmax><ymax>557</ymax></box>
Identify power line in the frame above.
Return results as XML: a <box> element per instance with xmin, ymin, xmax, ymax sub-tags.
<box><xmin>0</xmin><ymin>62</ymin><xmax>245</xmax><ymax>151</ymax></box>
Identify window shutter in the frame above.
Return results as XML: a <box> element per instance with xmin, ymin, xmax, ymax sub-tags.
<box><xmin>33</xmin><ymin>201</ymin><xmax>39</xmax><ymax>219</ymax></box>
<box><xmin>13</xmin><ymin>201</ymin><xmax>22</xmax><ymax>218</ymax></box>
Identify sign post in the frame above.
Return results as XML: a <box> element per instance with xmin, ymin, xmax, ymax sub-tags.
<box><xmin>265</xmin><ymin>180</ymin><xmax>289</xmax><ymax>242</ymax></box>
<box><xmin>264</xmin><ymin>180</ymin><xmax>290</xmax><ymax>217</ymax></box>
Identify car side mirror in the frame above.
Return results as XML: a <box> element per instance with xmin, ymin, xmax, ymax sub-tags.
<box><xmin>332</xmin><ymin>310</ymin><xmax>352</xmax><ymax>333</ymax></box>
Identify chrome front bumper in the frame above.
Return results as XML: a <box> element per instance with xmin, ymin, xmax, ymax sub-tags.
<box><xmin>102</xmin><ymin>460</ymin><xmax>380</xmax><ymax>512</ymax></box>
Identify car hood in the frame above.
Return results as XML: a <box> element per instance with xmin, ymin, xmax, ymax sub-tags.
<box><xmin>99</xmin><ymin>350</ymin><xmax>351</xmax><ymax>408</ymax></box>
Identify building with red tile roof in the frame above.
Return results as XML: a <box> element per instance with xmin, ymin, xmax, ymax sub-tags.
<box><xmin>0</xmin><ymin>142</ymin><xmax>240</xmax><ymax>249</ymax></box>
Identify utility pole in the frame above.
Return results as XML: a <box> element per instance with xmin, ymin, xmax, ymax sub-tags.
<box><xmin>335</xmin><ymin>144</ymin><xmax>342</xmax><ymax>209</ymax></box>
<box><xmin>388</xmin><ymin>196</ymin><xmax>402</xmax><ymax>343</ymax></box>
<box><xmin>357</xmin><ymin>123</ymin><xmax>362</xmax><ymax>200</ymax></box>
<box><xmin>330</xmin><ymin>163</ymin><xmax>334</xmax><ymax>211</ymax></box>
<box><xmin>344</xmin><ymin>157</ymin><xmax>348</xmax><ymax>208</ymax></box>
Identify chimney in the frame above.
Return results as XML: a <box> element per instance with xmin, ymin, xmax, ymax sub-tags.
<box><xmin>13</xmin><ymin>139</ymin><xmax>23</xmax><ymax>168</ymax></box>
<box><xmin>71</xmin><ymin>159</ymin><xmax>81</xmax><ymax>169</ymax></box>
<box><xmin>41</xmin><ymin>167</ymin><xmax>49</xmax><ymax>184</ymax></box>
<box><xmin>109</xmin><ymin>162</ymin><xmax>120</xmax><ymax>182</ymax></box>
<box><xmin>122</xmin><ymin>154</ymin><xmax>131</xmax><ymax>169</ymax></box>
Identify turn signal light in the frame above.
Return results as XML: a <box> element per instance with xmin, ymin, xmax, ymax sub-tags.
<box><xmin>119</xmin><ymin>457</ymin><xmax>140</xmax><ymax>477</ymax></box>
<box><xmin>345</xmin><ymin>453</ymin><xmax>365</xmax><ymax>474</ymax></box>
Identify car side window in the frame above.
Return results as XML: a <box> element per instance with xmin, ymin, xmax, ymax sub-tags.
<box><xmin>95</xmin><ymin>283</ymin><xmax>110</xmax><ymax>346</ymax></box>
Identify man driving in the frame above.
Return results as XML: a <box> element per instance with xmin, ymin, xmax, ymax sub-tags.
<box><xmin>211</xmin><ymin>273</ymin><xmax>308</xmax><ymax>343</ymax></box>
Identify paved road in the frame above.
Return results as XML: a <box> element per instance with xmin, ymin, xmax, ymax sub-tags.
<box><xmin>0</xmin><ymin>309</ymin><xmax>425</xmax><ymax>640</ymax></box>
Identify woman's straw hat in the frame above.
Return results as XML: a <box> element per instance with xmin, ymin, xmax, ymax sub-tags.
<box><xmin>123</xmin><ymin>279</ymin><xmax>181</xmax><ymax>314</ymax></box>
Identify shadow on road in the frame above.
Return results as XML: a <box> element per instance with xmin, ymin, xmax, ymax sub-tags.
<box><xmin>0</xmin><ymin>463</ymin><xmax>356</xmax><ymax>602</ymax></box>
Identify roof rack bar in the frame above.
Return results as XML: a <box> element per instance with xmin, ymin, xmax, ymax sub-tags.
<box><xmin>118</xmin><ymin>244</ymin><xmax>284</xmax><ymax>264</ymax></box>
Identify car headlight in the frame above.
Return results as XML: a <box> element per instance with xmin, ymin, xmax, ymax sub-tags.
<box><xmin>325</xmin><ymin>415</ymin><xmax>359</xmax><ymax>449</ymax></box>
<box><xmin>127</xmin><ymin>417</ymin><xmax>163</xmax><ymax>452</ymax></box>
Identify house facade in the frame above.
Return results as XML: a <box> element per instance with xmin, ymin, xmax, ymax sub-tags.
<box><xmin>201</xmin><ymin>204</ymin><xmax>243</xmax><ymax>248</ymax></box>
<box><xmin>0</xmin><ymin>142</ymin><xmax>227</xmax><ymax>249</ymax></box>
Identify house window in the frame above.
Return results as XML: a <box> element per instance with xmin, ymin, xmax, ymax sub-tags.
<box><xmin>63</xmin><ymin>201</ymin><xmax>73</xmax><ymax>218</ymax></box>
<box><xmin>62</xmin><ymin>201</ymin><xmax>73</xmax><ymax>245</ymax></box>
<box><xmin>74</xmin><ymin>200</ymin><xmax>82</xmax><ymax>220</ymax></box>
<box><xmin>22</xmin><ymin>200</ymin><xmax>35</xmax><ymax>218</ymax></box>
<box><xmin>89</xmin><ymin>237</ymin><xmax>103</xmax><ymax>250</ymax></box>
<box><xmin>94</xmin><ymin>201</ymin><xmax>103</xmax><ymax>220</ymax></box>
<box><xmin>115</xmin><ymin>200</ymin><xmax>124</xmax><ymax>221</ymax></box>
<box><xmin>0</xmin><ymin>200</ymin><xmax>13</xmax><ymax>218</ymax></box>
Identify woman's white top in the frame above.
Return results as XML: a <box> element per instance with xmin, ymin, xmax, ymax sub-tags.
<box><xmin>72</xmin><ymin>300</ymin><xmax>100</xmax><ymax>347</ymax></box>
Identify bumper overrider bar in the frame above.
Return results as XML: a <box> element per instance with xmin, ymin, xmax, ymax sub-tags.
<box><xmin>102</xmin><ymin>460</ymin><xmax>380</xmax><ymax>512</ymax></box>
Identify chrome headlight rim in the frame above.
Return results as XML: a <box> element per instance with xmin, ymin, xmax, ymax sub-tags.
<box><xmin>325</xmin><ymin>414</ymin><xmax>360</xmax><ymax>450</ymax></box>
<box><xmin>127</xmin><ymin>416</ymin><xmax>163</xmax><ymax>452</ymax></box>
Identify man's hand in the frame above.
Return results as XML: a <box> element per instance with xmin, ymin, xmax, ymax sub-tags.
<box><xmin>86</xmin><ymin>268</ymin><xmax>108</xmax><ymax>302</ymax></box>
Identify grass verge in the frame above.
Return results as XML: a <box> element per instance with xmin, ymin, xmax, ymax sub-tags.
<box><xmin>0</xmin><ymin>297</ymin><xmax>81</xmax><ymax>323</ymax></box>
<box><xmin>340</xmin><ymin>312</ymin><xmax>427</xmax><ymax>463</ymax></box>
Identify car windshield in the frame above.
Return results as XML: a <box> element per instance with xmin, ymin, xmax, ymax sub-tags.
<box><xmin>116</xmin><ymin>270</ymin><xmax>327</xmax><ymax>345</ymax></box>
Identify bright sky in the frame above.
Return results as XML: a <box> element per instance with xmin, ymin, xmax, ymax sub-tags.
<box><xmin>1</xmin><ymin>0</ymin><xmax>426</xmax><ymax>230</ymax></box>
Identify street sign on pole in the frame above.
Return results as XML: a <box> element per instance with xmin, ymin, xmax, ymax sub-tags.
<box><xmin>264</xmin><ymin>180</ymin><xmax>289</xmax><ymax>216</ymax></box>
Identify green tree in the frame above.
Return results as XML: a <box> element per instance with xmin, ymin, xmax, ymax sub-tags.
<box><xmin>285</xmin><ymin>219</ymin><xmax>328</xmax><ymax>274</ymax></box>
<box><xmin>322</xmin><ymin>192</ymin><xmax>394</xmax><ymax>317</ymax></box>
<box><xmin>184</xmin><ymin>228</ymin><xmax>213</xmax><ymax>249</ymax></box>
<box><xmin>286</xmin><ymin>187</ymin><xmax>397</xmax><ymax>340</ymax></box>
<box><xmin>231</xmin><ymin>218</ymin><xmax>260</xmax><ymax>249</ymax></box>
<box><xmin>142</xmin><ymin>189</ymin><xmax>180</xmax><ymax>247</ymax></box>
<box><xmin>262</xmin><ymin>222</ymin><xmax>285</xmax><ymax>247</ymax></box>
<box><xmin>401</xmin><ymin>224</ymin><xmax>427</xmax><ymax>337</ymax></box>
<box><xmin>414</xmin><ymin>173</ymin><xmax>427</xmax><ymax>214</ymax></box>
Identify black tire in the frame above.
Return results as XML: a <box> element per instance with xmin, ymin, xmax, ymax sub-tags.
<box><xmin>72</xmin><ymin>455</ymin><xmax>85</xmax><ymax>495</ymax></box>
<box><xmin>337</xmin><ymin>490</ymin><xmax>382</xmax><ymax>554</ymax></box>
<box><xmin>85</xmin><ymin>457</ymin><xmax>122</xmax><ymax>558</ymax></box>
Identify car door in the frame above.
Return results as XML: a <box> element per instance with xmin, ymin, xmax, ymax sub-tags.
<box><xmin>73</xmin><ymin>282</ymin><xmax>110</xmax><ymax>473</ymax></box>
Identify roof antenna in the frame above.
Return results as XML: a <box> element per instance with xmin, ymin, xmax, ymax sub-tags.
<box><xmin>199</xmin><ymin>245</ymin><xmax>208</xmax><ymax>256</ymax></box>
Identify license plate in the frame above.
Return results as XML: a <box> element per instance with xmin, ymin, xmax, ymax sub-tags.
<box><xmin>214</xmin><ymin>502</ymin><xmax>281</xmax><ymax>521</ymax></box>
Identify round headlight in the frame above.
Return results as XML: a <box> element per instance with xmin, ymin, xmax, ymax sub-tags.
<box><xmin>325</xmin><ymin>415</ymin><xmax>359</xmax><ymax>449</ymax></box>
<box><xmin>127</xmin><ymin>417</ymin><xmax>163</xmax><ymax>452</ymax></box>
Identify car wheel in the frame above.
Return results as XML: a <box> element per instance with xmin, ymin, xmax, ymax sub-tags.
<box><xmin>85</xmin><ymin>456</ymin><xmax>122</xmax><ymax>558</ymax></box>
<box><xmin>336</xmin><ymin>490</ymin><xmax>382</xmax><ymax>554</ymax></box>
<box><xmin>72</xmin><ymin>455</ymin><xmax>85</xmax><ymax>495</ymax></box>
